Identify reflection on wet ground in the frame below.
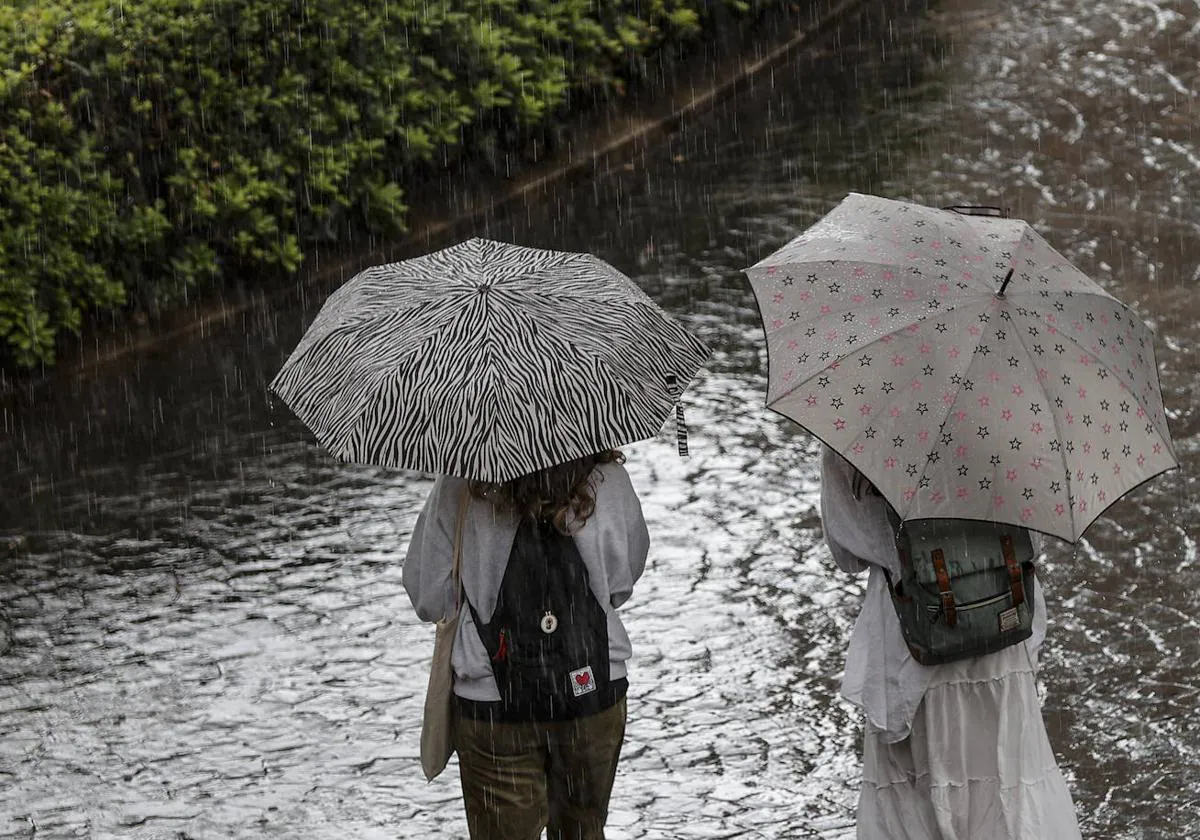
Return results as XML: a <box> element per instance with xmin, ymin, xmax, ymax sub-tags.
<box><xmin>2</xmin><ymin>0</ymin><xmax>1198</xmax><ymax>836</ymax></box>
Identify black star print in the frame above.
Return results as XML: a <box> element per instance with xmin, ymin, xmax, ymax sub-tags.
<box><xmin>1050</xmin><ymin>439</ymin><xmax>1062</xmax><ymax>451</ymax></box>
<box><xmin>979</xmin><ymin>477</ymin><xmax>992</xmax><ymax>490</ymax></box>
<box><xmin>978</xmin><ymin>427</ymin><xmax>990</xmax><ymax>439</ymax></box>
<box><xmin>1082</xmin><ymin>415</ymin><xmax>1092</xmax><ymax>427</ymax></box>
<box><xmin>806</xmin><ymin>274</ymin><xmax>818</xmax><ymax>283</ymax></box>
<box><xmin>893</xmin><ymin>436</ymin><xmax>905</xmax><ymax>448</ymax></box>
<box><xmin>853</xmin><ymin>384</ymin><xmax>865</xmax><ymax>395</ymax></box>
<box><xmin>1119</xmin><ymin>401</ymin><xmax>1130</xmax><ymax>413</ymax></box>
<box><xmin>995</xmin><ymin>330</ymin><xmax>1007</xmax><ymax>341</ymax></box>
<box><xmin>1008</xmin><ymin>357</ymin><xmax>1020</xmax><ymax>368</ymax></box>
<box><xmin>1101</xmin><ymin>448</ymin><xmax>1110</xmax><ymax>460</ymax></box>
<box><xmin>927</xmin><ymin>451</ymin><xmax>941</xmax><ymax>464</ymax></box>
<box><xmin>789</xmin><ymin>311</ymin><xmax>801</xmax><ymax>321</ymax></box>
<box><xmin>917</xmin><ymin>403</ymin><xmax>929</xmax><ymax>415</ymax></box>
<box><xmin>958</xmin><ymin>464</ymin><xmax>969</xmax><ymax>477</ymax></box>
<box><xmin>830</xmin><ymin>397</ymin><xmax>844</xmax><ymax>409</ymax></box>
<box><xmin>872</xmin><ymin>288</ymin><xmax>883</xmax><ymax>299</ymax></box>
<box><xmin>919</xmin><ymin>477</ymin><xmax>932</xmax><ymax>489</ymax></box>
<box><xmin>817</xmin><ymin>375</ymin><xmax>831</xmax><ymax>387</ymax></box>
<box><xmin>819</xmin><ymin>351</ymin><xmax>832</xmax><ymax>361</ymax></box>
<box><xmin>798</xmin><ymin>353</ymin><xmax>809</xmax><ymax>364</ymax></box>
<box><xmin>976</xmin><ymin>345</ymin><xmax>990</xmax><ymax>355</ymax></box>
<box><xmin>1030</xmin><ymin>403</ymin><xmax>1042</xmax><ymax>415</ymax></box>
<box><xmin>940</xmin><ymin>432</ymin><xmax>954</xmax><ymax>446</ymax></box>
<box><xmin>906</xmin><ymin>463</ymin><xmax>919</xmax><ymax>476</ymax></box>
<box><xmin>828</xmin><ymin>283</ymin><xmax>842</xmax><ymax>294</ymax></box>
<box><xmin>1050</xmin><ymin>481</ymin><xmax>1062</xmax><ymax>493</ymax></box>
<box><xmin>922</xmin><ymin>365</ymin><xmax>935</xmax><ymax>376</ymax></box>
<box><xmin>1100</xmin><ymin>400</ymin><xmax>1110</xmax><ymax>411</ymax></box>
<box><xmin>805</xmin><ymin>327</ymin><xmax>817</xmax><ymax>337</ymax></box>
<box><xmin>935</xmin><ymin>323</ymin><xmax>948</xmax><ymax>333</ymax></box>
<box><xmin>881</xmin><ymin>382</ymin><xmax>895</xmax><ymax>393</ymax></box>
<box><xmin>781</xmin><ymin>275</ymin><xmax>795</xmax><ymax>286</ymax></box>
<box><xmin>1010</xmin><ymin>438</ymin><xmax>1022</xmax><ymax>450</ymax></box>
<box><xmin>864</xmin><ymin>427</ymin><xmax>877</xmax><ymax>439</ymax></box>
<box><xmin>1122</xmin><ymin>444</ymin><xmax>1132</xmax><ymax>456</ymax></box>
<box><xmin>1061</xmin><ymin>374</ymin><xmax>1071</xmax><ymax>385</ymax></box>
<box><xmin>1022</xmin><ymin>488</ymin><xmax>1035</xmax><ymax>500</ymax></box>
<box><xmin>1055</xmin><ymin>344</ymin><xmax>1065</xmax><ymax>354</ymax></box>
<box><xmin>1119</xmin><ymin>421</ymin><xmax>1129</xmax><ymax>433</ymax></box>
<box><xmin>859</xmin><ymin>356</ymin><xmax>872</xmax><ymax>367</ymax></box>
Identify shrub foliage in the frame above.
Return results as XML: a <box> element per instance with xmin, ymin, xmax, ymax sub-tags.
<box><xmin>0</xmin><ymin>0</ymin><xmax>758</xmax><ymax>369</ymax></box>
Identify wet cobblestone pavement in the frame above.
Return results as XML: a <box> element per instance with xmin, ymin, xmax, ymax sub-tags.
<box><xmin>3</xmin><ymin>0</ymin><xmax>1200</xmax><ymax>836</ymax></box>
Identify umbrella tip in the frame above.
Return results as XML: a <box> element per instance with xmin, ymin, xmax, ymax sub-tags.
<box><xmin>996</xmin><ymin>268</ymin><xmax>1014</xmax><ymax>298</ymax></box>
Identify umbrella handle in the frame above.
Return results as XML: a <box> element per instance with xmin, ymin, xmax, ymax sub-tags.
<box><xmin>665</xmin><ymin>375</ymin><xmax>690</xmax><ymax>457</ymax></box>
<box><xmin>941</xmin><ymin>204</ymin><xmax>1010</xmax><ymax>218</ymax></box>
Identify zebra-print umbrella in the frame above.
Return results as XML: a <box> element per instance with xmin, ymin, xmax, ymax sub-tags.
<box><xmin>271</xmin><ymin>238</ymin><xmax>710</xmax><ymax>482</ymax></box>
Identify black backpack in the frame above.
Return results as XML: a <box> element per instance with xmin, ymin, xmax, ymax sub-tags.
<box><xmin>466</xmin><ymin>518</ymin><xmax>613</xmax><ymax>722</ymax></box>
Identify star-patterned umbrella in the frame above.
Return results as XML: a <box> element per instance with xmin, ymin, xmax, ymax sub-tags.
<box><xmin>745</xmin><ymin>193</ymin><xmax>1178</xmax><ymax>542</ymax></box>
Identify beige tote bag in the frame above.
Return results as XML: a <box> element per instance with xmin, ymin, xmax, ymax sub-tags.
<box><xmin>419</xmin><ymin>488</ymin><xmax>470</xmax><ymax>781</ymax></box>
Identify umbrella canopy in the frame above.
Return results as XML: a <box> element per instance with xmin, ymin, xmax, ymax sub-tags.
<box><xmin>271</xmin><ymin>238</ymin><xmax>710</xmax><ymax>482</ymax></box>
<box><xmin>745</xmin><ymin>193</ymin><xmax>1178</xmax><ymax>542</ymax></box>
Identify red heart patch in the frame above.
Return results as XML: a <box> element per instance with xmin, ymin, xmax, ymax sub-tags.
<box><xmin>575</xmin><ymin>672</ymin><xmax>591</xmax><ymax>686</ymax></box>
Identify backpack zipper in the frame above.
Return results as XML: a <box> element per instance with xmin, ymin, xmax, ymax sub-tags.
<box><xmin>923</xmin><ymin>589</ymin><xmax>1014</xmax><ymax>617</ymax></box>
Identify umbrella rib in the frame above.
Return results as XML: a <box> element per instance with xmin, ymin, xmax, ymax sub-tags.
<box><xmin>766</xmin><ymin>306</ymin><xmax>958</xmax><ymax>408</ymax></box>
<box><xmin>997</xmin><ymin>301</ymin><xmax>1077</xmax><ymax>537</ymax></box>
<box><xmin>904</xmin><ymin>309</ymin><xmax>980</xmax><ymax>522</ymax></box>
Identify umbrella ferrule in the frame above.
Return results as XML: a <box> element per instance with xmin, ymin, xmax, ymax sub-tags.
<box><xmin>996</xmin><ymin>268</ymin><xmax>1014</xmax><ymax>298</ymax></box>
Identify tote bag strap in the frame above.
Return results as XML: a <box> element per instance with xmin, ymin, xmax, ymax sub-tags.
<box><xmin>451</xmin><ymin>485</ymin><xmax>470</xmax><ymax>612</ymax></box>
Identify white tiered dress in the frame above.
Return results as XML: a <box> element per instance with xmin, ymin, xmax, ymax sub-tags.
<box><xmin>820</xmin><ymin>447</ymin><xmax>1083</xmax><ymax>840</ymax></box>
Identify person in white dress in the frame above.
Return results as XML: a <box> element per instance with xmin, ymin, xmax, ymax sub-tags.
<box><xmin>819</xmin><ymin>445</ymin><xmax>1083</xmax><ymax>840</ymax></box>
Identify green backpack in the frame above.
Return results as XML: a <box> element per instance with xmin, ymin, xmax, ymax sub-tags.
<box><xmin>883</xmin><ymin>510</ymin><xmax>1038</xmax><ymax>666</ymax></box>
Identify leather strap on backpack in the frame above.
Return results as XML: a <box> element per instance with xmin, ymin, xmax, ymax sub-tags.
<box><xmin>1001</xmin><ymin>534</ymin><xmax>1026</xmax><ymax>606</ymax></box>
<box><xmin>931</xmin><ymin>549</ymin><xmax>958</xmax><ymax>627</ymax></box>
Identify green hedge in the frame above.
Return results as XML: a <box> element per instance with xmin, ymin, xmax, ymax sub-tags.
<box><xmin>0</xmin><ymin>0</ymin><xmax>768</xmax><ymax>370</ymax></box>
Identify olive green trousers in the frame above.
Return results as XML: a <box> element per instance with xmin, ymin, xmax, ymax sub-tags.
<box><xmin>452</xmin><ymin>698</ymin><xmax>627</xmax><ymax>840</ymax></box>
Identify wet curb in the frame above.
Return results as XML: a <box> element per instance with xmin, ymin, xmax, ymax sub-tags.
<box><xmin>3</xmin><ymin>0</ymin><xmax>873</xmax><ymax>394</ymax></box>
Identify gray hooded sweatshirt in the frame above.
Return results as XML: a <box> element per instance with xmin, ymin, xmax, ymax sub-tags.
<box><xmin>403</xmin><ymin>462</ymin><xmax>649</xmax><ymax>702</ymax></box>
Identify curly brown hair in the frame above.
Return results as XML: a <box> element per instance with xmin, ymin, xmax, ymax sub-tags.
<box><xmin>469</xmin><ymin>449</ymin><xmax>625</xmax><ymax>534</ymax></box>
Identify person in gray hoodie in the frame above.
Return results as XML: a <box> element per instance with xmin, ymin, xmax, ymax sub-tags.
<box><xmin>403</xmin><ymin>449</ymin><xmax>649</xmax><ymax>840</ymax></box>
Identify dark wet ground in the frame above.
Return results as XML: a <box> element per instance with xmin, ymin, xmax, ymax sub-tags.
<box><xmin>2</xmin><ymin>0</ymin><xmax>1198</xmax><ymax>836</ymax></box>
